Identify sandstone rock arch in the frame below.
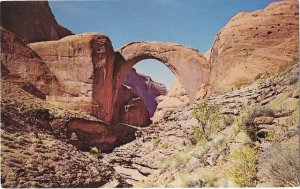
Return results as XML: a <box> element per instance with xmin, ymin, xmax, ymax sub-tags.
<box><xmin>29</xmin><ymin>34</ymin><xmax>211</xmax><ymax>124</ymax></box>
<box><xmin>113</xmin><ymin>41</ymin><xmax>211</xmax><ymax>105</ymax></box>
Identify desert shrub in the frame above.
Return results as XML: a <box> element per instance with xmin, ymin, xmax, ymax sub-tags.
<box><xmin>152</xmin><ymin>136</ymin><xmax>161</xmax><ymax>146</ymax></box>
<box><xmin>266</xmin><ymin>130</ymin><xmax>281</xmax><ymax>142</ymax></box>
<box><xmin>286</xmin><ymin>110</ymin><xmax>299</xmax><ymax>128</ymax></box>
<box><xmin>227</xmin><ymin>146</ymin><xmax>258</xmax><ymax>187</ymax></box>
<box><xmin>242</xmin><ymin>106</ymin><xmax>275</xmax><ymax>141</ymax></box>
<box><xmin>90</xmin><ymin>147</ymin><xmax>99</xmax><ymax>155</ymax></box>
<box><xmin>177</xmin><ymin>174</ymin><xmax>204</xmax><ymax>187</ymax></box>
<box><xmin>161</xmin><ymin>143</ymin><xmax>169</xmax><ymax>149</ymax></box>
<box><xmin>231</xmin><ymin>80</ymin><xmax>250</xmax><ymax>90</ymax></box>
<box><xmin>277</xmin><ymin>58</ymin><xmax>298</xmax><ymax>76</ymax></box>
<box><xmin>263</xmin><ymin>141</ymin><xmax>300</xmax><ymax>187</ymax></box>
<box><xmin>191</xmin><ymin>102</ymin><xmax>224</xmax><ymax>144</ymax></box>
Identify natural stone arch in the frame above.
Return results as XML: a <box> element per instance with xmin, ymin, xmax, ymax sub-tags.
<box><xmin>113</xmin><ymin>41</ymin><xmax>211</xmax><ymax>109</ymax></box>
<box><xmin>29</xmin><ymin>35</ymin><xmax>211</xmax><ymax>124</ymax></box>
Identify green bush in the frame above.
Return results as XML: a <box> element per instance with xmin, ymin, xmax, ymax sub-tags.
<box><xmin>161</xmin><ymin>143</ymin><xmax>169</xmax><ymax>149</ymax></box>
<box><xmin>191</xmin><ymin>102</ymin><xmax>224</xmax><ymax>144</ymax></box>
<box><xmin>227</xmin><ymin>146</ymin><xmax>258</xmax><ymax>187</ymax></box>
<box><xmin>230</xmin><ymin>80</ymin><xmax>250</xmax><ymax>90</ymax></box>
<box><xmin>242</xmin><ymin>106</ymin><xmax>275</xmax><ymax>141</ymax></box>
<box><xmin>263</xmin><ymin>141</ymin><xmax>300</xmax><ymax>187</ymax></box>
<box><xmin>90</xmin><ymin>147</ymin><xmax>100</xmax><ymax>155</ymax></box>
<box><xmin>152</xmin><ymin>136</ymin><xmax>161</xmax><ymax>146</ymax></box>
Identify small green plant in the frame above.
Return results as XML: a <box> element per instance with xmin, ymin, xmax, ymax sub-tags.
<box><xmin>286</xmin><ymin>110</ymin><xmax>299</xmax><ymax>128</ymax></box>
<box><xmin>90</xmin><ymin>147</ymin><xmax>99</xmax><ymax>155</ymax></box>
<box><xmin>227</xmin><ymin>146</ymin><xmax>258</xmax><ymax>187</ymax></box>
<box><xmin>277</xmin><ymin>59</ymin><xmax>298</xmax><ymax>76</ymax></box>
<box><xmin>230</xmin><ymin>80</ymin><xmax>250</xmax><ymax>90</ymax></box>
<box><xmin>266</xmin><ymin>130</ymin><xmax>281</xmax><ymax>142</ymax></box>
<box><xmin>152</xmin><ymin>136</ymin><xmax>161</xmax><ymax>146</ymax></box>
<box><xmin>242</xmin><ymin>106</ymin><xmax>275</xmax><ymax>141</ymax></box>
<box><xmin>191</xmin><ymin>102</ymin><xmax>224</xmax><ymax>144</ymax></box>
<box><xmin>161</xmin><ymin>143</ymin><xmax>169</xmax><ymax>149</ymax></box>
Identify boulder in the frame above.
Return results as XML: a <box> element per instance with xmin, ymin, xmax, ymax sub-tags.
<box><xmin>254</xmin><ymin>116</ymin><xmax>275</xmax><ymax>124</ymax></box>
<box><xmin>67</xmin><ymin>119</ymin><xmax>137</xmax><ymax>152</ymax></box>
<box><xmin>0</xmin><ymin>1</ymin><xmax>73</xmax><ymax>43</ymax></box>
<box><xmin>209</xmin><ymin>0</ymin><xmax>299</xmax><ymax>93</ymax></box>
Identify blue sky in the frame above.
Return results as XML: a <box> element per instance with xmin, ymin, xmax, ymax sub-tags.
<box><xmin>50</xmin><ymin>0</ymin><xmax>277</xmax><ymax>89</ymax></box>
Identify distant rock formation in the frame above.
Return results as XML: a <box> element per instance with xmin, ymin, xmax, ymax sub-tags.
<box><xmin>123</xmin><ymin>68</ymin><xmax>167</xmax><ymax>116</ymax></box>
<box><xmin>113</xmin><ymin>84</ymin><xmax>151</xmax><ymax>126</ymax></box>
<box><xmin>152</xmin><ymin>78</ymin><xmax>190</xmax><ymax>123</ymax></box>
<box><xmin>208</xmin><ymin>0</ymin><xmax>299</xmax><ymax>92</ymax></box>
<box><xmin>0</xmin><ymin>1</ymin><xmax>73</xmax><ymax>43</ymax></box>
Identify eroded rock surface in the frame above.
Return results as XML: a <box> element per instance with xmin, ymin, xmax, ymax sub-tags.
<box><xmin>0</xmin><ymin>27</ymin><xmax>61</xmax><ymax>95</ymax></box>
<box><xmin>114</xmin><ymin>85</ymin><xmax>151</xmax><ymax>127</ymax></box>
<box><xmin>29</xmin><ymin>33</ymin><xmax>116</xmax><ymax>122</ymax></box>
<box><xmin>153</xmin><ymin>78</ymin><xmax>190</xmax><ymax>123</ymax></box>
<box><xmin>209</xmin><ymin>0</ymin><xmax>299</xmax><ymax>92</ymax></box>
<box><xmin>0</xmin><ymin>1</ymin><xmax>73</xmax><ymax>43</ymax></box>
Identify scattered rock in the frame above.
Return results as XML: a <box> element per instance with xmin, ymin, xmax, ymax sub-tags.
<box><xmin>254</xmin><ymin>117</ymin><xmax>275</xmax><ymax>124</ymax></box>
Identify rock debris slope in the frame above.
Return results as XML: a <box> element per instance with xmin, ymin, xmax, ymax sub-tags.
<box><xmin>104</xmin><ymin>61</ymin><xmax>299</xmax><ymax>187</ymax></box>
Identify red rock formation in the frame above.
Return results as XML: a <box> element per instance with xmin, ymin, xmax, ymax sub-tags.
<box><xmin>123</xmin><ymin>68</ymin><xmax>167</xmax><ymax>116</ymax></box>
<box><xmin>113</xmin><ymin>85</ymin><xmax>150</xmax><ymax>127</ymax></box>
<box><xmin>0</xmin><ymin>1</ymin><xmax>73</xmax><ymax>43</ymax></box>
<box><xmin>67</xmin><ymin>119</ymin><xmax>137</xmax><ymax>152</ymax></box>
<box><xmin>115</xmin><ymin>42</ymin><xmax>210</xmax><ymax>103</ymax></box>
<box><xmin>208</xmin><ymin>0</ymin><xmax>299</xmax><ymax>93</ymax></box>
<box><xmin>30</xmin><ymin>37</ymin><xmax>210</xmax><ymax>124</ymax></box>
<box><xmin>29</xmin><ymin>33</ymin><xmax>115</xmax><ymax>122</ymax></box>
<box><xmin>153</xmin><ymin>78</ymin><xmax>190</xmax><ymax>122</ymax></box>
<box><xmin>0</xmin><ymin>27</ymin><xmax>61</xmax><ymax>95</ymax></box>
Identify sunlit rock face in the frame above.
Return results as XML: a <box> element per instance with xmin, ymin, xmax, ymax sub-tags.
<box><xmin>208</xmin><ymin>0</ymin><xmax>299</xmax><ymax>93</ymax></box>
<box><xmin>29</xmin><ymin>33</ymin><xmax>116</xmax><ymax>122</ymax></box>
<box><xmin>0</xmin><ymin>27</ymin><xmax>61</xmax><ymax>95</ymax></box>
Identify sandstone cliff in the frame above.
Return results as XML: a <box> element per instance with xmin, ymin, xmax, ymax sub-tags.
<box><xmin>29</xmin><ymin>33</ymin><xmax>116</xmax><ymax>122</ymax></box>
<box><xmin>0</xmin><ymin>1</ymin><xmax>73</xmax><ymax>43</ymax></box>
<box><xmin>208</xmin><ymin>0</ymin><xmax>299</xmax><ymax>92</ymax></box>
<box><xmin>0</xmin><ymin>27</ymin><xmax>61</xmax><ymax>95</ymax></box>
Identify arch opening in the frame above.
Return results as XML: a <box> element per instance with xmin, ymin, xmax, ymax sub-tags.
<box><xmin>113</xmin><ymin>58</ymin><xmax>176</xmax><ymax>127</ymax></box>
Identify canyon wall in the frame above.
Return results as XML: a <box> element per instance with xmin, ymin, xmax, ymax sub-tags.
<box><xmin>0</xmin><ymin>27</ymin><xmax>61</xmax><ymax>95</ymax></box>
<box><xmin>0</xmin><ymin>1</ymin><xmax>73</xmax><ymax>43</ymax></box>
